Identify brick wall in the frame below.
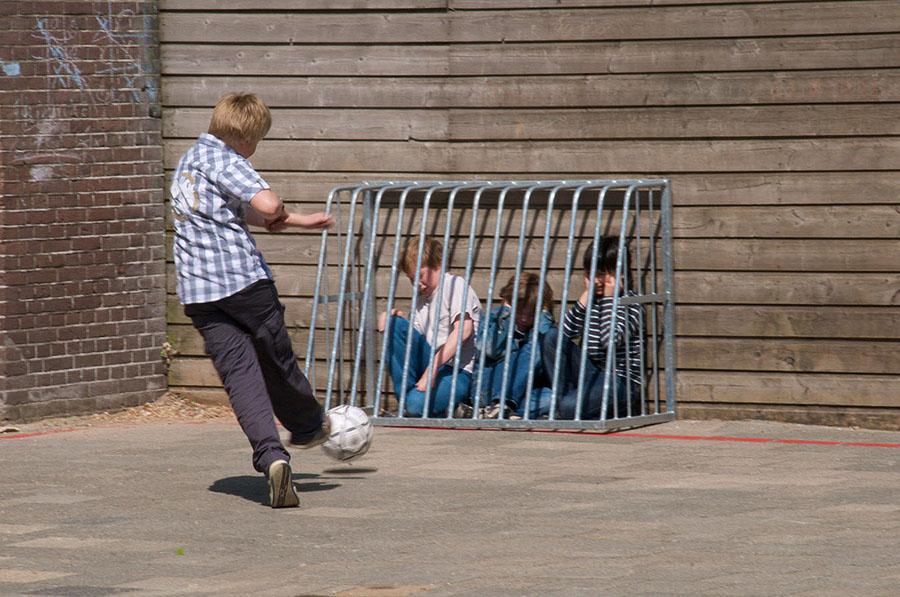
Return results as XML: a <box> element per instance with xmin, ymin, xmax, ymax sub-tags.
<box><xmin>1</xmin><ymin>1</ymin><xmax>166</xmax><ymax>422</ymax></box>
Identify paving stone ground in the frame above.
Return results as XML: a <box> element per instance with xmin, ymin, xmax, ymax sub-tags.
<box><xmin>1</xmin><ymin>416</ymin><xmax>898</xmax><ymax>596</ymax></box>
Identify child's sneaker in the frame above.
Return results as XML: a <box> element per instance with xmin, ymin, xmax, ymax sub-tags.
<box><xmin>267</xmin><ymin>459</ymin><xmax>299</xmax><ymax>508</ymax></box>
<box><xmin>483</xmin><ymin>403</ymin><xmax>513</xmax><ymax>420</ymax></box>
<box><xmin>453</xmin><ymin>403</ymin><xmax>474</xmax><ymax>419</ymax></box>
<box><xmin>288</xmin><ymin>418</ymin><xmax>331</xmax><ymax>449</ymax></box>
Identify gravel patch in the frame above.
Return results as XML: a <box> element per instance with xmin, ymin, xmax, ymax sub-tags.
<box><xmin>4</xmin><ymin>393</ymin><xmax>233</xmax><ymax>433</ymax></box>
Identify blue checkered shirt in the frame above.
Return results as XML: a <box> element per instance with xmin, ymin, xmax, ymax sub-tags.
<box><xmin>171</xmin><ymin>133</ymin><xmax>273</xmax><ymax>304</ymax></box>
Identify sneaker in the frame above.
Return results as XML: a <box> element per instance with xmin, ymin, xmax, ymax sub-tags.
<box><xmin>288</xmin><ymin>417</ymin><xmax>331</xmax><ymax>449</ymax></box>
<box><xmin>483</xmin><ymin>403</ymin><xmax>513</xmax><ymax>420</ymax></box>
<box><xmin>453</xmin><ymin>403</ymin><xmax>474</xmax><ymax>419</ymax></box>
<box><xmin>508</xmin><ymin>413</ymin><xmax>523</xmax><ymax>421</ymax></box>
<box><xmin>267</xmin><ymin>459</ymin><xmax>299</xmax><ymax>508</ymax></box>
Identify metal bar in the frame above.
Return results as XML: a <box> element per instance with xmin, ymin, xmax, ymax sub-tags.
<box><xmin>363</xmin><ymin>192</ymin><xmax>378</xmax><ymax>407</ymax></box>
<box><xmin>372</xmin><ymin>411</ymin><xmax>675</xmax><ymax>431</ymax></box>
<box><xmin>471</xmin><ymin>182</ymin><xmax>538</xmax><ymax>417</ymax></box>
<box><xmin>446</xmin><ymin>182</ymin><xmax>495</xmax><ymax>418</ymax></box>
<box><xmin>649</xmin><ymin>188</ymin><xmax>661</xmax><ymax>415</ymax></box>
<box><xmin>349</xmin><ymin>187</ymin><xmax>392</xmax><ymax>408</ymax></box>
<box><xmin>661</xmin><ymin>181</ymin><xmax>677</xmax><ymax>415</ymax></box>
<box><xmin>398</xmin><ymin>190</ymin><xmax>432</xmax><ymax>417</ymax></box>
<box><xmin>374</xmin><ymin>184</ymin><xmax>422</xmax><ymax>416</ymax></box>
<box><xmin>498</xmin><ymin>182</ymin><xmax>559</xmax><ymax>420</ymax></box>
<box><xmin>324</xmin><ymin>186</ymin><xmax>364</xmax><ymax>410</ymax></box>
<box><xmin>417</xmin><ymin>183</ymin><xmax>469</xmax><ymax>418</ymax></box>
<box><xmin>599</xmin><ymin>185</ymin><xmax>636</xmax><ymax>421</ymax></box>
<box><xmin>305</xmin><ymin>185</ymin><xmax>347</xmax><ymax>376</ymax></box>
<box><xmin>575</xmin><ymin>185</ymin><xmax>611</xmax><ymax>421</ymax></box>
<box><xmin>549</xmin><ymin>183</ymin><xmax>591</xmax><ymax>421</ymax></box>
<box><xmin>520</xmin><ymin>183</ymin><xmax>565</xmax><ymax>420</ymax></box>
<box><xmin>634</xmin><ymin>189</ymin><xmax>644</xmax><ymax>416</ymax></box>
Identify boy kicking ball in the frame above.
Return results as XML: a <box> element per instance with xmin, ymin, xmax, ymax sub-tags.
<box><xmin>171</xmin><ymin>92</ymin><xmax>333</xmax><ymax>508</ymax></box>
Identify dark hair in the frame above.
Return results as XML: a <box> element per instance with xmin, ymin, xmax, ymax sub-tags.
<box><xmin>582</xmin><ymin>236</ymin><xmax>629</xmax><ymax>277</ymax></box>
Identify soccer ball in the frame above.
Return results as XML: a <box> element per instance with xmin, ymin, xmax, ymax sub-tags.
<box><xmin>321</xmin><ymin>404</ymin><xmax>374</xmax><ymax>462</ymax></box>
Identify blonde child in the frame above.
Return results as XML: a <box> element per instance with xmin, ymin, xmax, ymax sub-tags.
<box><xmin>172</xmin><ymin>92</ymin><xmax>333</xmax><ymax>508</ymax></box>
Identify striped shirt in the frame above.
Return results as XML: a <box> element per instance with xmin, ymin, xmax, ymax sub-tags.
<box><xmin>562</xmin><ymin>292</ymin><xmax>645</xmax><ymax>387</ymax></box>
<box><xmin>171</xmin><ymin>133</ymin><xmax>273</xmax><ymax>304</ymax></box>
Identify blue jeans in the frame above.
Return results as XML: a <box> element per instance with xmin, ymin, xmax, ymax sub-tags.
<box><xmin>472</xmin><ymin>339</ymin><xmax>552</xmax><ymax>418</ymax></box>
<box><xmin>385</xmin><ymin>316</ymin><xmax>472</xmax><ymax>417</ymax></box>
<box><xmin>541</xmin><ymin>327</ymin><xmax>640</xmax><ymax>420</ymax></box>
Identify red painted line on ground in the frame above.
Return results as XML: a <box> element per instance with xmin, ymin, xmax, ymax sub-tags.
<box><xmin>612</xmin><ymin>432</ymin><xmax>772</xmax><ymax>443</ymax></box>
<box><xmin>0</xmin><ymin>427</ymin><xmax>79</xmax><ymax>441</ymax></box>
<box><xmin>610</xmin><ymin>432</ymin><xmax>900</xmax><ymax>449</ymax></box>
<box><xmin>774</xmin><ymin>438</ymin><xmax>843</xmax><ymax>446</ymax></box>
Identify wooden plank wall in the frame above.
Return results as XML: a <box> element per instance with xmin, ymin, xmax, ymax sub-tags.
<box><xmin>159</xmin><ymin>0</ymin><xmax>900</xmax><ymax>429</ymax></box>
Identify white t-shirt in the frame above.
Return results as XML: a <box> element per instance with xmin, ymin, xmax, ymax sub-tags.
<box><xmin>411</xmin><ymin>273</ymin><xmax>482</xmax><ymax>373</ymax></box>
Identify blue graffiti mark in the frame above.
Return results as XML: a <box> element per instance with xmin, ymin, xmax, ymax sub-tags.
<box><xmin>144</xmin><ymin>79</ymin><xmax>159</xmax><ymax>104</ymax></box>
<box><xmin>1</xmin><ymin>60</ymin><xmax>21</xmax><ymax>76</ymax></box>
<box><xmin>35</xmin><ymin>19</ymin><xmax>85</xmax><ymax>90</ymax></box>
<box><xmin>93</xmin><ymin>5</ymin><xmax>158</xmax><ymax>105</ymax></box>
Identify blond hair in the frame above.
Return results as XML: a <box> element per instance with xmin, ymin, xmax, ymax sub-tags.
<box><xmin>401</xmin><ymin>236</ymin><xmax>443</xmax><ymax>278</ymax></box>
<box><xmin>208</xmin><ymin>92</ymin><xmax>272</xmax><ymax>145</ymax></box>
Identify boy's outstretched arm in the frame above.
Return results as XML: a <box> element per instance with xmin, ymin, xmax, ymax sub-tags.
<box><xmin>247</xmin><ymin>189</ymin><xmax>334</xmax><ymax>232</ymax></box>
<box><xmin>274</xmin><ymin>211</ymin><xmax>334</xmax><ymax>231</ymax></box>
<box><xmin>415</xmin><ymin>314</ymin><xmax>474</xmax><ymax>391</ymax></box>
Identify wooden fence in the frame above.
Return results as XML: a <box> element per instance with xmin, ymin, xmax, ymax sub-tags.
<box><xmin>160</xmin><ymin>0</ymin><xmax>900</xmax><ymax>429</ymax></box>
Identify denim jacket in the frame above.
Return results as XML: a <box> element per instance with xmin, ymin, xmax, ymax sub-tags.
<box><xmin>477</xmin><ymin>305</ymin><xmax>555</xmax><ymax>364</ymax></box>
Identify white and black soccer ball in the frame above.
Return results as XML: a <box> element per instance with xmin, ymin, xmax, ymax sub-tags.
<box><xmin>321</xmin><ymin>404</ymin><xmax>374</xmax><ymax>462</ymax></box>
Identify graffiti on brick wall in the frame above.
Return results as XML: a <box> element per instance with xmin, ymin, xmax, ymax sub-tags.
<box><xmin>30</xmin><ymin>3</ymin><xmax>158</xmax><ymax>105</ymax></box>
<box><xmin>1</xmin><ymin>60</ymin><xmax>21</xmax><ymax>76</ymax></box>
<box><xmin>35</xmin><ymin>18</ymin><xmax>86</xmax><ymax>90</ymax></box>
<box><xmin>94</xmin><ymin>3</ymin><xmax>158</xmax><ymax>105</ymax></box>
<box><xmin>16</xmin><ymin>4</ymin><xmax>160</xmax><ymax>182</ymax></box>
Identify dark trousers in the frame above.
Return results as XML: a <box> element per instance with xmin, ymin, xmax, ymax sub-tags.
<box><xmin>184</xmin><ymin>280</ymin><xmax>322</xmax><ymax>473</ymax></box>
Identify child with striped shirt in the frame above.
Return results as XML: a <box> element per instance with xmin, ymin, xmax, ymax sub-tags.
<box><xmin>541</xmin><ymin>236</ymin><xmax>645</xmax><ymax>420</ymax></box>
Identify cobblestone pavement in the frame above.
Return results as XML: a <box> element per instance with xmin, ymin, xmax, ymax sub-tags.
<box><xmin>1</xmin><ymin>417</ymin><xmax>898</xmax><ymax>596</ymax></box>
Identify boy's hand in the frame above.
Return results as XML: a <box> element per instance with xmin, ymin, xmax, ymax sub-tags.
<box><xmin>376</xmin><ymin>309</ymin><xmax>405</xmax><ymax>333</ymax></box>
<box><xmin>297</xmin><ymin>212</ymin><xmax>334</xmax><ymax>230</ymax></box>
<box><xmin>267</xmin><ymin>211</ymin><xmax>334</xmax><ymax>232</ymax></box>
<box><xmin>583</xmin><ymin>274</ymin><xmax>616</xmax><ymax>299</ymax></box>
<box><xmin>415</xmin><ymin>369</ymin><xmax>436</xmax><ymax>392</ymax></box>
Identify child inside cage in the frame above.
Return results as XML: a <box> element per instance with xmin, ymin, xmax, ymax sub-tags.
<box><xmin>541</xmin><ymin>236</ymin><xmax>645</xmax><ymax>420</ymax></box>
<box><xmin>467</xmin><ymin>272</ymin><xmax>558</xmax><ymax>420</ymax></box>
<box><xmin>376</xmin><ymin>236</ymin><xmax>482</xmax><ymax>417</ymax></box>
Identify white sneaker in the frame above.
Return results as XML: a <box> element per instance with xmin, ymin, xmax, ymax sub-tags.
<box><xmin>267</xmin><ymin>459</ymin><xmax>299</xmax><ymax>508</ymax></box>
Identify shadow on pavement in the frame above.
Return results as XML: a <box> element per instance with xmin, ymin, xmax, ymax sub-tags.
<box><xmin>209</xmin><ymin>474</ymin><xmax>341</xmax><ymax>505</ymax></box>
<box><xmin>321</xmin><ymin>466</ymin><xmax>377</xmax><ymax>475</ymax></box>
